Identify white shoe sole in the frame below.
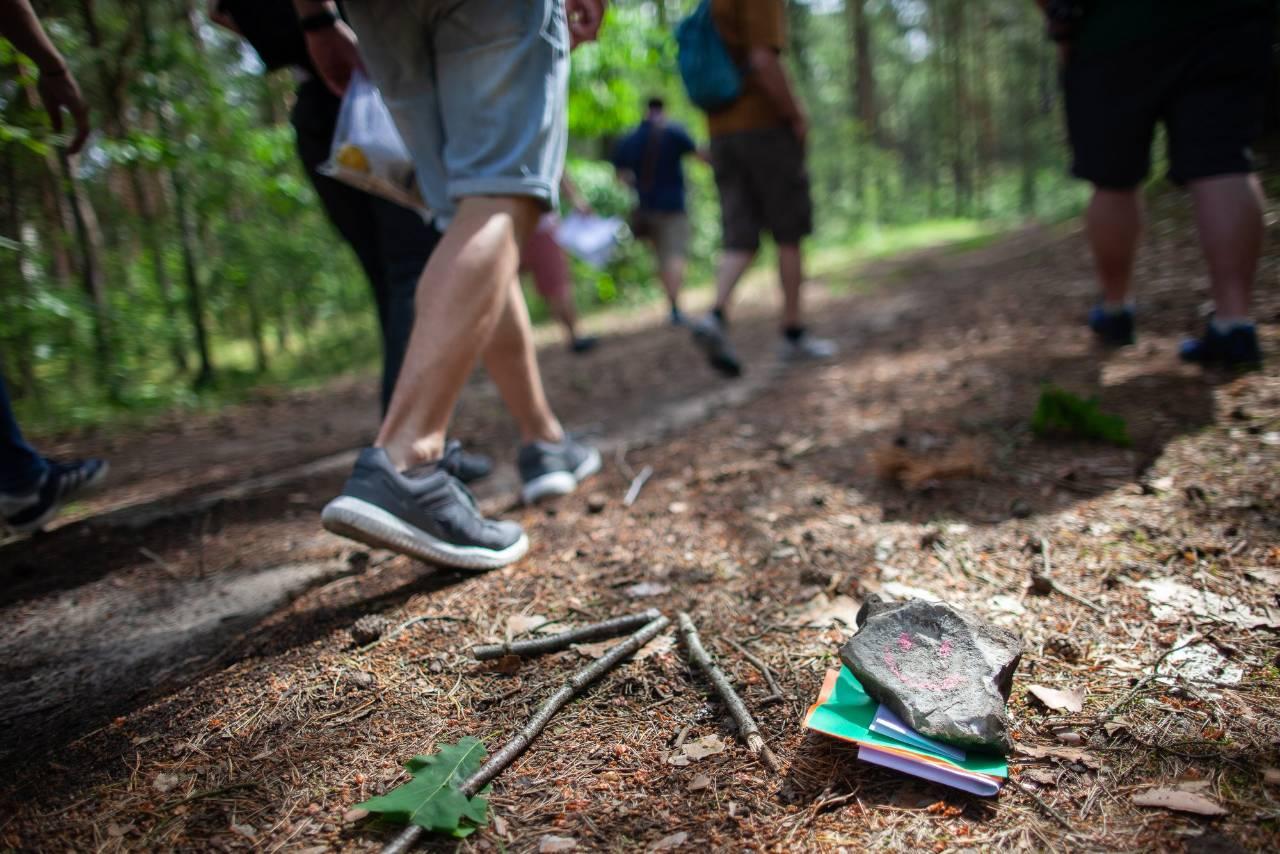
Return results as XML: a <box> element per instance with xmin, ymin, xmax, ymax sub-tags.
<box><xmin>320</xmin><ymin>496</ymin><xmax>528</xmax><ymax>571</ymax></box>
<box><xmin>521</xmin><ymin>446</ymin><xmax>603</xmax><ymax>505</ymax></box>
<box><xmin>5</xmin><ymin>461</ymin><xmax>110</xmax><ymax>535</ymax></box>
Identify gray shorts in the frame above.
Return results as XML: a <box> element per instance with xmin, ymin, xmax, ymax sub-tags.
<box><xmin>345</xmin><ymin>0</ymin><xmax>569</xmax><ymax>227</ymax></box>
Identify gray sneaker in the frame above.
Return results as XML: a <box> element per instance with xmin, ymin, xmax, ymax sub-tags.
<box><xmin>779</xmin><ymin>332</ymin><xmax>837</xmax><ymax>362</ymax></box>
<box><xmin>692</xmin><ymin>313</ymin><xmax>743</xmax><ymax>377</ymax></box>
<box><xmin>321</xmin><ymin>448</ymin><xmax>528</xmax><ymax>571</ymax></box>
<box><xmin>517</xmin><ymin>435</ymin><xmax>602</xmax><ymax>504</ymax></box>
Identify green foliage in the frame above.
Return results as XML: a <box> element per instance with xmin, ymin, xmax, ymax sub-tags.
<box><xmin>355</xmin><ymin>738</ymin><xmax>490</xmax><ymax>838</ymax></box>
<box><xmin>1031</xmin><ymin>385</ymin><xmax>1132</xmax><ymax>447</ymax></box>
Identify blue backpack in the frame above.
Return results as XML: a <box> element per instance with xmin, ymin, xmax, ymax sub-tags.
<box><xmin>676</xmin><ymin>0</ymin><xmax>743</xmax><ymax>112</ymax></box>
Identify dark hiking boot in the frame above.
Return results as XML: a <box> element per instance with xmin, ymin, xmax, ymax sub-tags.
<box><xmin>1179</xmin><ymin>323</ymin><xmax>1262</xmax><ymax>371</ymax></box>
<box><xmin>321</xmin><ymin>448</ymin><xmax>527</xmax><ymax>571</ymax></box>
<box><xmin>1088</xmin><ymin>305</ymin><xmax>1135</xmax><ymax>347</ymax></box>
<box><xmin>3</xmin><ymin>458</ymin><xmax>108</xmax><ymax>535</ymax></box>
<box><xmin>517</xmin><ymin>435</ymin><xmax>602</xmax><ymax>504</ymax></box>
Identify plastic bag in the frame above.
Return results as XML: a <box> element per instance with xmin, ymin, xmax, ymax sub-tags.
<box><xmin>555</xmin><ymin>213</ymin><xmax>624</xmax><ymax>268</ymax></box>
<box><xmin>319</xmin><ymin>69</ymin><xmax>427</xmax><ymax>214</ymax></box>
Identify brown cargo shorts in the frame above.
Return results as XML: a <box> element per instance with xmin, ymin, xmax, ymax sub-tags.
<box><xmin>630</xmin><ymin>209</ymin><xmax>690</xmax><ymax>265</ymax></box>
<box><xmin>709</xmin><ymin>126</ymin><xmax>813</xmax><ymax>251</ymax></box>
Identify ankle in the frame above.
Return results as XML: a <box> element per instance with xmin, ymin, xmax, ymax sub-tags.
<box><xmin>783</xmin><ymin>325</ymin><xmax>805</xmax><ymax>342</ymax></box>
<box><xmin>378</xmin><ymin>437</ymin><xmax>444</xmax><ymax>472</ymax></box>
<box><xmin>521</xmin><ymin>420</ymin><xmax>564</xmax><ymax>446</ymax></box>
<box><xmin>1212</xmin><ymin>315</ymin><xmax>1253</xmax><ymax>334</ymax></box>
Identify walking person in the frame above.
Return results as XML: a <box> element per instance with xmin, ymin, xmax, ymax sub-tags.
<box><xmin>295</xmin><ymin>0</ymin><xmax>606</xmax><ymax>570</ymax></box>
<box><xmin>522</xmin><ymin>176</ymin><xmax>600</xmax><ymax>355</ymax></box>
<box><xmin>688</xmin><ymin>0</ymin><xmax>835</xmax><ymax>378</ymax></box>
<box><xmin>612</xmin><ymin>96</ymin><xmax>699</xmax><ymax>327</ymax></box>
<box><xmin>1042</xmin><ymin>0</ymin><xmax>1272</xmax><ymax>369</ymax></box>
<box><xmin>0</xmin><ymin>0</ymin><xmax>107</xmax><ymax>534</ymax></box>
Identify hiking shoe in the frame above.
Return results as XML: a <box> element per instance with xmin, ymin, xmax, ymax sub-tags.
<box><xmin>439</xmin><ymin>440</ymin><xmax>493</xmax><ymax>484</ymax></box>
<box><xmin>670</xmin><ymin>307</ymin><xmax>687</xmax><ymax>327</ymax></box>
<box><xmin>3</xmin><ymin>458</ymin><xmax>108</xmax><ymax>534</ymax></box>
<box><xmin>692</xmin><ymin>313</ymin><xmax>743</xmax><ymax>377</ymax></box>
<box><xmin>1179</xmin><ymin>323</ymin><xmax>1262</xmax><ymax>371</ymax></box>
<box><xmin>1088</xmin><ymin>305</ymin><xmax>1135</xmax><ymax>347</ymax></box>
<box><xmin>779</xmin><ymin>332</ymin><xmax>838</xmax><ymax>362</ymax></box>
<box><xmin>321</xmin><ymin>448</ymin><xmax>528</xmax><ymax>571</ymax></box>
<box><xmin>571</xmin><ymin>336</ymin><xmax>600</xmax><ymax>355</ymax></box>
<box><xmin>518</xmin><ymin>435</ymin><xmax>602</xmax><ymax>504</ymax></box>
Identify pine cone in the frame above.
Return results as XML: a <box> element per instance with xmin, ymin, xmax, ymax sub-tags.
<box><xmin>351</xmin><ymin>614</ymin><xmax>392</xmax><ymax>646</ymax></box>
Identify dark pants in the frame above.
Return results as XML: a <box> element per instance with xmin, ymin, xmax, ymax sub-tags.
<box><xmin>291</xmin><ymin>79</ymin><xmax>442</xmax><ymax>412</ymax></box>
<box><xmin>0</xmin><ymin>373</ymin><xmax>47</xmax><ymax>494</ymax></box>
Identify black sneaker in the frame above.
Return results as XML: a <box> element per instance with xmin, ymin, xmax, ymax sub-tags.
<box><xmin>517</xmin><ymin>435</ymin><xmax>602</xmax><ymax>504</ymax></box>
<box><xmin>439</xmin><ymin>440</ymin><xmax>493</xmax><ymax>484</ymax></box>
<box><xmin>571</xmin><ymin>336</ymin><xmax>600</xmax><ymax>355</ymax></box>
<box><xmin>1088</xmin><ymin>304</ymin><xmax>1135</xmax><ymax>347</ymax></box>
<box><xmin>692</xmin><ymin>313</ymin><xmax>742</xmax><ymax>377</ymax></box>
<box><xmin>321</xmin><ymin>448</ymin><xmax>528</xmax><ymax>571</ymax></box>
<box><xmin>1179</xmin><ymin>323</ymin><xmax>1262</xmax><ymax>371</ymax></box>
<box><xmin>3</xmin><ymin>458</ymin><xmax>108</xmax><ymax>534</ymax></box>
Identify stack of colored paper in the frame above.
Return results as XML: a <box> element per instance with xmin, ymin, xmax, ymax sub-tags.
<box><xmin>804</xmin><ymin>667</ymin><xmax>1008</xmax><ymax>796</ymax></box>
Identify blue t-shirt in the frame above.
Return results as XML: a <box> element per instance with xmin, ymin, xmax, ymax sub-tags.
<box><xmin>611</xmin><ymin>120</ymin><xmax>697</xmax><ymax>213</ymax></box>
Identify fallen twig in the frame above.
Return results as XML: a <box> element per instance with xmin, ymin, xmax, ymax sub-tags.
<box><xmin>623</xmin><ymin>465</ymin><xmax>654</xmax><ymax>507</ymax></box>
<box><xmin>1032</xmin><ymin>538</ymin><xmax>1104</xmax><ymax>613</ymax></box>
<box><xmin>677</xmin><ymin>612</ymin><xmax>782</xmax><ymax>773</ymax></box>
<box><xmin>1009</xmin><ymin>777</ymin><xmax>1074</xmax><ymax>832</ymax></box>
<box><xmin>1093</xmin><ymin>632</ymin><xmax>1207</xmax><ymax>729</ymax></box>
<box><xmin>382</xmin><ymin>613</ymin><xmax>670</xmax><ymax>854</ymax></box>
<box><xmin>725</xmin><ymin>638</ymin><xmax>785</xmax><ymax>705</ymax></box>
<box><xmin>471</xmin><ymin>609</ymin><xmax>661</xmax><ymax>660</ymax></box>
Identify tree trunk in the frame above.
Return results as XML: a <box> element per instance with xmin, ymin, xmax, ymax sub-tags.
<box><xmin>57</xmin><ymin>151</ymin><xmax>118</xmax><ymax>400</ymax></box>
<box><xmin>170</xmin><ymin>168</ymin><xmax>215</xmax><ymax>388</ymax></box>
<box><xmin>849</xmin><ymin>0</ymin><xmax>877</xmax><ymax>140</ymax></box>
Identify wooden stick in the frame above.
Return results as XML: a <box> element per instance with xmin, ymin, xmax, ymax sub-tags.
<box><xmin>676</xmin><ymin>612</ymin><xmax>781</xmax><ymax>773</ymax></box>
<box><xmin>623</xmin><ymin>465</ymin><xmax>653</xmax><ymax>507</ymax></box>
<box><xmin>383</xmin><ymin>614</ymin><xmax>670</xmax><ymax>854</ymax></box>
<box><xmin>724</xmin><ymin>637</ymin><xmax>785</xmax><ymax>705</ymax></box>
<box><xmin>471</xmin><ymin>609</ymin><xmax>661</xmax><ymax>660</ymax></box>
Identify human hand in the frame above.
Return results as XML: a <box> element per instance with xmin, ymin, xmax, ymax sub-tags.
<box><xmin>304</xmin><ymin>20</ymin><xmax>362</xmax><ymax>97</ymax></box>
<box><xmin>37</xmin><ymin>67</ymin><xmax>90</xmax><ymax>154</ymax></box>
<box><xmin>566</xmin><ymin>0</ymin><xmax>605</xmax><ymax>49</ymax></box>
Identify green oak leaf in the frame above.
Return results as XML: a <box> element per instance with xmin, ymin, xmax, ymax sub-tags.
<box><xmin>355</xmin><ymin>737</ymin><xmax>489</xmax><ymax>838</ymax></box>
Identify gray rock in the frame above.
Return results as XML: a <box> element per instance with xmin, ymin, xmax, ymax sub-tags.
<box><xmin>840</xmin><ymin>597</ymin><xmax>1023</xmax><ymax>754</ymax></box>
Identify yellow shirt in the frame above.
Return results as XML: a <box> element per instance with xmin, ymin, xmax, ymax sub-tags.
<box><xmin>708</xmin><ymin>0</ymin><xmax>789</xmax><ymax>138</ymax></box>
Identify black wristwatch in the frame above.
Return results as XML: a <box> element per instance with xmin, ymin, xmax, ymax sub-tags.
<box><xmin>299</xmin><ymin>9</ymin><xmax>339</xmax><ymax>32</ymax></box>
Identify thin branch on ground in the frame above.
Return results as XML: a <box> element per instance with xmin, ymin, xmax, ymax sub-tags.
<box><xmin>677</xmin><ymin>612</ymin><xmax>782</xmax><ymax>773</ymax></box>
<box><xmin>1032</xmin><ymin>537</ymin><xmax>1104</xmax><ymax>613</ymax></box>
<box><xmin>1093</xmin><ymin>632</ymin><xmax>1207</xmax><ymax>729</ymax></box>
<box><xmin>382</xmin><ymin>614</ymin><xmax>670</xmax><ymax>854</ymax></box>
<box><xmin>471</xmin><ymin>609</ymin><xmax>662</xmax><ymax>660</ymax></box>
<box><xmin>623</xmin><ymin>465</ymin><xmax>654</xmax><ymax>508</ymax></box>
<box><xmin>1008</xmin><ymin>778</ymin><xmax>1074</xmax><ymax>833</ymax></box>
<box><xmin>724</xmin><ymin>638</ymin><xmax>785</xmax><ymax>705</ymax></box>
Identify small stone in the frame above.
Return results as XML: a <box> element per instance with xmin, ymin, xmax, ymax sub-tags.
<box><xmin>587</xmin><ymin>494</ymin><xmax>608</xmax><ymax>514</ymax></box>
<box><xmin>345</xmin><ymin>670</ymin><xmax>375</xmax><ymax>689</ymax></box>
<box><xmin>841</xmin><ymin>597</ymin><xmax>1023</xmax><ymax>753</ymax></box>
<box><xmin>1010</xmin><ymin>499</ymin><xmax>1033</xmax><ymax>519</ymax></box>
<box><xmin>351</xmin><ymin>614</ymin><xmax>392</xmax><ymax>646</ymax></box>
<box><xmin>1029</xmin><ymin>573</ymin><xmax>1054</xmax><ymax>596</ymax></box>
<box><xmin>1055</xmin><ymin>730</ymin><xmax>1084</xmax><ymax>746</ymax></box>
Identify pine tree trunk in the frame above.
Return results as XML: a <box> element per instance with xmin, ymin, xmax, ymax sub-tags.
<box><xmin>170</xmin><ymin>168</ymin><xmax>215</xmax><ymax>388</ymax></box>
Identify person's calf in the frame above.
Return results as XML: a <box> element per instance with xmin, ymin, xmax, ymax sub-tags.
<box><xmin>1190</xmin><ymin>173</ymin><xmax>1263</xmax><ymax>322</ymax></box>
<box><xmin>1085</xmin><ymin>187</ymin><xmax>1143</xmax><ymax>308</ymax></box>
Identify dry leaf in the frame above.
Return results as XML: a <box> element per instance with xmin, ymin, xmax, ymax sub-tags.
<box><xmin>1245</xmin><ymin>568</ymin><xmax>1280</xmax><ymax>586</ymax></box>
<box><xmin>792</xmin><ymin>593</ymin><xmax>862</xmax><ymax>628</ymax></box>
<box><xmin>506</xmin><ymin>614</ymin><xmax>549</xmax><ymax>640</ymax></box>
<box><xmin>687</xmin><ymin>774</ymin><xmax>711</xmax><ymax>791</ymax></box>
<box><xmin>1027</xmin><ymin>684</ymin><xmax>1086</xmax><ymax>713</ymax></box>
<box><xmin>342</xmin><ymin>808</ymin><xmax>369</xmax><ymax>823</ymax></box>
<box><xmin>1263</xmin><ymin>768</ymin><xmax>1280</xmax><ymax>786</ymax></box>
<box><xmin>625</xmin><ymin>582</ymin><xmax>671</xmax><ymax>598</ymax></box>
<box><xmin>877</xmin><ymin>582</ymin><xmax>942</xmax><ymax>603</ymax></box>
<box><xmin>1161</xmin><ymin>634</ymin><xmax>1244</xmax><ymax>686</ymax></box>
<box><xmin>539</xmin><ymin>835</ymin><xmax>578</xmax><ymax>852</ymax></box>
<box><xmin>152</xmin><ymin>773</ymin><xmax>181</xmax><ymax>794</ymax></box>
<box><xmin>650</xmin><ymin>832</ymin><xmax>689</xmax><ymax>851</ymax></box>
<box><xmin>1020</xmin><ymin>769</ymin><xmax>1059</xmax><ymax>786</ymax></box>
<box><xmin>492</xmin><ymin>814</ymin><xmax>509</xmax><ymax>838</ymax></box>
<box><xmin>668</xmin><ymin>735</ymin><xmax>727</xmax><ymax>765</ymax></box>
<box><xmin>1132</xmin><ymin>788</ymin><xmax>1227</xmax><ymax>816</ymax></box>
<box><xmin>1136</xmin><ymin>579</ymin><xmax>1280</xmax><ymax>629</ymax></box>
<box><xmin>871</xmin><ymin>438</ymin><xmax>987</xmax><ymax>490</ymax></box>
<box><xmin>1016</xmin><ymin>744</ymin><xmax>1101</xmax><ymax>769</ymax></box>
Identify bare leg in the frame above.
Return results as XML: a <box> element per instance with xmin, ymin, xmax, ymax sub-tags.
<box><xmin>778</xmin><ymin>243</ymin><xmax>803</xmax><ymax>329</ymax></box>
<box><xmin>547</xmin><ymin>292</ymin><xmax>580</xmax><ymax>347</ymax></box>
<box><xmin>483</xmin><ymin>278</ymin><xmax>565</xmax><ymax>444</ymax></box>
<box><xmin>1189</xmin><ymin>173</ymin><xmax>1264</xmax><ymax>321</ymax></box>
<box><xmin>658</xmin><ymin>254</ymin><xmax>686</xmax><ymax>311</ymax></box>
<box><xmin>376</xmin><ymin>196</ymin><xmax>540</xmax><ymax>469</ymax></box>
<box><xmin>1085</xmin><ymin>188</ymin><xmax>1143</xmax><ymax>306</ymax></box>
<box><xmin>713</xmin><ymin>249</ymin><xmax>757</xmax><ymax>318</ymax></box>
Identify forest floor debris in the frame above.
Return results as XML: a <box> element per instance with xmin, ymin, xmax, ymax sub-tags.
<box><xmin>3</xmin><ymin>210</ymin><xmax>1280</xmax><ymax>851</ymax></box>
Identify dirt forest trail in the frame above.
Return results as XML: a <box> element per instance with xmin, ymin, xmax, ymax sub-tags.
<box><xmin>3</xmin><ymin>209</ymin><xmax>1280</xmax><ymax>852</ymax></box>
